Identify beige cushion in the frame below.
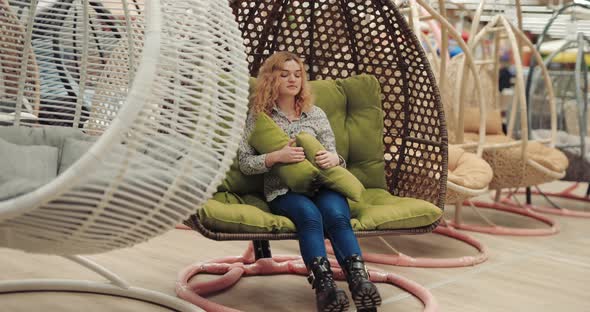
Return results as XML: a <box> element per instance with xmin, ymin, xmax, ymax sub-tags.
<box><xmin>526</xmin><ymin>142</ymin><xmax>569</xmax><ymax>173</ymax></box>
<box><xmin>447</xmin><ymin>145</ymin><xmax>493</xmax><ymax>190</ymax></box>
<box><xmin>463</xmin><ymin>107</ymin><xmax>503</xmax><ymax>135</ymax></box>
<box><xmin>464</xmin><ymin>133</ymin><xmax>569</xmax><ymax>173</ymax></box>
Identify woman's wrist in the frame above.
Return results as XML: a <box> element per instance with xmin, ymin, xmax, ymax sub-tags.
<box><xmin>265</xmin><ymin>151</ymin><xmax>277</xmax><ymax>168</ymax></box>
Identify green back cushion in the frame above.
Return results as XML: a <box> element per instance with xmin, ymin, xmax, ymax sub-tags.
<box><xmin>295</xmin><ymin>132</ymin><xmax>365</xmax><ymax>202</ymax></box>
<box><xmin>337</xmin><ymin>75</ymin><xmax>386</xmax><ymax>189</ymax></box>
<box><xmin>217</xmin><ymin>74</ymin><xmax>385</xmax><ymax>194</ymax></box>
<box><xmin>309</xmin><ymin>80</ymin><xmax>349</xmax><ymax>160</ymax></box>
<box><xmin>248</xmin><ymin>113</ymin><xmax>319</xmax><ymax>193</ymax></box>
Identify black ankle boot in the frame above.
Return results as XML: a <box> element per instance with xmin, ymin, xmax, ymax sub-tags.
<box><xmin>307</xmin><ymin>257</ymin><xmax>350</xmax><ymax>312</ymax></box>
<box><xmin>343</xmin><ymin>254</ymin><xmax>381</xmax><ymax>311</ymax></box>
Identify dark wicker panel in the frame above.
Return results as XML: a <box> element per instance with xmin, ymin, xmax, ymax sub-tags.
<box><xmin>231</xmin><ymin>0</ymin><xmax>447</xmax><ymax>208</ymax></box>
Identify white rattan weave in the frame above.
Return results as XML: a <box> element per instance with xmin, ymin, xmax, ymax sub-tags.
<box><xmin>0</xmin><ymin>0</ymin><xmax>249</xmax><ymax>257</ymax></box>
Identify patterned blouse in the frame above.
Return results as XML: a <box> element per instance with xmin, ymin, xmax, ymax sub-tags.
<box><xmin>238</xmin><ymin>105</ymin><xmax>345</xmax><ymax>202</ymax></box>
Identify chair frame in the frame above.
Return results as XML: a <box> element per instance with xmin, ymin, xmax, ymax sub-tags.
<box><xmin>188</xmin><ymin>0</ymin><xmax>448</xmax><ymax>246</ymax></box>
<box><xmin>1</xmin><ymin>1</ymin><xmax>249</xmax><ymax>311</ymax></box>
<box><xmin>522</xmin><ymin>2</ymin><xmax>590</xmax><ymax>209</ymax></box>
<box><xmin>179</xmin><ymin>1</ymin><xmax>448</xmax><ymax>310</ymax></box>
<box><xmin>444</xmin><ymin>0</ymin><xmax>562</xmax><ymax>235</ymax></box>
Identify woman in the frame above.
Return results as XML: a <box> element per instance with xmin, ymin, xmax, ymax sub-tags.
<box><xmin>238</xmin><ymin>51</ymin><xmax>382</xmax><ymax>312</ymax></box>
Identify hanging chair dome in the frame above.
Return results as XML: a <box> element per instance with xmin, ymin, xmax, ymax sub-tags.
<box><xmin>0</xmin><ymin>0</ymin><xmax>249</xmax><ymax>255</ymax></box>
<box><xmin>230</xmin><ymin>0</ymin><xmax>448</xmax><ymax>206</ymax></box>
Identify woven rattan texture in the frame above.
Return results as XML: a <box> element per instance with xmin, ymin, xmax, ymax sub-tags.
<box><xmin>0</xmin><ymin>0</ymin><xmax>40</xmax><ymax>113</ymax></box>
<box><xmin>0</xmin><ymin>1</ymin><xmax>250</xmax><ymax>255</ymax></box>
<box><xmin>444</xmin><ymin>188</ymin><xmax>463</xmax><ymax>204</ymax></box>
<box><xmin>482</xmin><ymin>146</ymin><xmax>556</xmax><ymax>190</ymax></box>
<box><xmin>563</xmin><ymin>150</ymin><xmax>590</xmax><ymax>182</ymax></box>
<box><xmin>231</xmin><ymin>0</ymin><xmax>448</xmax><ymax>208</ymax></box>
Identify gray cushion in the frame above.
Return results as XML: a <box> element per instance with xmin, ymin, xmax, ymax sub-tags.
<box><xmin>58</xmin><ymin>137</ymin><xmax>96</xmax><ymax>174</ymax></box>
<box><xmin>0</xmin><ymin>137</ymin><xmax>58</xmax><ymax>200</ymax></box>
<box><xmin>0</xmin><ymin>126</ymin><xmax>89</xmax><ymax>147</ymax></box>
<box><xmin>0</xmin><ymin>126</ymin><xmax>99</xmax><ymax>174</ymax></box>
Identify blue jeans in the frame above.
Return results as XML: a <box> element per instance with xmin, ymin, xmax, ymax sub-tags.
<box><xmin>269</xmin><ymin>188</ymin><xmax>362</xmax><ymax>267</ymax></box>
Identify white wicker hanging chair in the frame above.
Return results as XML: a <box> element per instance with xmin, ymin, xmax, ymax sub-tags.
<box><xmin>0</xmin><ymin>0</ymin><xmax>249</xmax><ymax>310</ymax></box>
<box><xmin>448</xmin><ymin>1</ymin><xmax>565</xmax><ymax>235</ymax></box>
<box><xmin>524</xmin><ymin>2</ymin><xmax>590</xmax><ymax>208</ymax></box>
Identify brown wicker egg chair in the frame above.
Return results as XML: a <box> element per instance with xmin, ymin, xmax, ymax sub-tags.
<box><xmin>187</xmin><ymin>0</ymin><xmax>448</xmax><ymax>245</ymax></box>
<box><xmin>177</xmin><ymin>1</ymin><xmax>447</xmax><ymax>311</ymax></box>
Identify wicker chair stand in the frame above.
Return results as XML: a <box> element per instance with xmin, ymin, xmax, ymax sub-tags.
<box><xmin>176</xmin><ymin>0</ymin><xmax>449</xmax><ymax>311</ymax></box>
<box><xmin>0</xmin><ymin>1</ymin><xmax>248</xmax><ymax>311</ymax></box>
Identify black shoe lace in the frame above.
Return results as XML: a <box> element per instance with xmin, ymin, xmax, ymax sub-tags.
<box><xmin>349</xmin><ymin>267</ymin><xmax>367</xmax><ymax>285</ymax></box>
<box><xmin>346</xmin><ymin>258</ymin><xmax>369</xmax><ymax>286</ymax></box>
<box><xmin>315</xmin><ymin>273</ymin><xmax>335</xmax><ymax>292</ymax></box>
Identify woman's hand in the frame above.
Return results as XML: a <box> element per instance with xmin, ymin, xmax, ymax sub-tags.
<box><xmin>315</xmin><ymin>150</ymin><xmax>339</xmax><ymax>169</ymax></box>
<box><xmin>265</xmin><ymin>138</ymin><xmax>305</xmax><ymax>167</ymax></box>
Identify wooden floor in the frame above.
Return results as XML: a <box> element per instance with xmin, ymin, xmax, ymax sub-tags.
<box><xmin>1</xmin><ymin>181</ymin><xmax>589</xmax><ymax>311</ymax></box>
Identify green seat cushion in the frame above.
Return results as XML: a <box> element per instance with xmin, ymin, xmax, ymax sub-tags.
<box><xmin>349</xmin><ymin>188</ymin><xmax>443</xmax><ymax>230</ymax></box>
<box><xmin>198</xmin><ymin>198</ymin><xmax>295</xmax><ymax>233</ymax></box>
<box><xmin>247</xmin><ymin>112</ymin><xmax>319</xmax><ymax>193</ymax></box>
<box><xmin>198</xmin><ymin>191</ymin><xmax>365</xmax><ymax>233</ymax></box>
<box><xmin>295</xmin><ymin>131</ymin><xmax>365</xmax><ymax>202</ymax></box>
<box><xmin>201</xmin><ymin>192</ymin><xmax>294</xmax><ymax>233</ymax></box>
<box><xmin>198</xmin><ymin>189</ymin><xmax>441</xmax><ymax>233</ymax></box>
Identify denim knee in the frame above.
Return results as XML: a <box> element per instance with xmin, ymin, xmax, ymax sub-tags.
<box><xmin>294</xmin><ymin>201</ymin><xmax>324</xmax><ymax>231</ymax></box>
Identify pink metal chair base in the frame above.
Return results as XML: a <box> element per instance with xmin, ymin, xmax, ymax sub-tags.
<box><xmin>327</xmin><ymin>225</ymin><xmax>488</xmax><ymax>268</ymax></box>
<box><xmin>447</xmin><ymin>201</ymin><xmax>559</xmax><ymax>236</ymax></box>
<box><xmin>500</xmin><ymin>197</ymin><xmax>590</xmax><ymax>218</ymax></box>
<box><xmin>514</xmin><ymin>184</ymin><xmax>590</xmax><ymax>218</ymax></box>
<box><xmin>176</xmin><ymin>243</ymin><xmax>439</xmax><ymax>312</ymax></box>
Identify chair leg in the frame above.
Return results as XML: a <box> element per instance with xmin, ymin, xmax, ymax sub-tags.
<box><xmin>252</xmin><ymin>240</ymin><xmax>271</xmax><ymax>260</ymax></box>
<box><xmin>525</xmin><ymin>186</ymin><xmax>532</xmax><ymax>205</ymax></box>
<box><xmin>453</xmin><ymin>199</ymin><xmax>463</xmax><ymax>225</ymax></box>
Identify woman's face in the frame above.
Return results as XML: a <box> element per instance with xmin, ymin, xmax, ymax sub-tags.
<box><xmin>277</xmin><ymin>60</ymin><xmax>302</xmax><ymax>97</ymax></box>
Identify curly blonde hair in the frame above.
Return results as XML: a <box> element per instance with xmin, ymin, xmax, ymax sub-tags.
<box><xmin>251</xmin><ymin>51</ymin><xmax>313</xmax><ymax>115</ymax></box>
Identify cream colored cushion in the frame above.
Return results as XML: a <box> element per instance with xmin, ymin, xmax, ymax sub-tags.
<box><xmin>447</xmin><ymin>145</ymin><xmax>493</xmax><ymax>190</ymax></box>
<box><xmin>526</xmin><ymin>142</ymin><xmax>569</xmax><ymax>173</ymax></box>
<box><xmin>463</xmin><ymin>107</ymin><xmax>503</xmax><ymax>135</ymax></box>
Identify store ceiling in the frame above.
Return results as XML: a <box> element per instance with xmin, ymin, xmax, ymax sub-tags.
<box><xmin>430</xmin><ymin>0</ymin><xmax>590</xmax><ymax>38</ymax></box>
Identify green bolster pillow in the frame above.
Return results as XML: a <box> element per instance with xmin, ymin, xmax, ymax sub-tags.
<box><xmin>296</xmin><ymin>132</ymin><xmax>365</xmax><ymax>202</ymax></box>
<box><xmin>248</xmin><ymin>112</ymin><xmax>319</xmax><ymax>193</ymax></box>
